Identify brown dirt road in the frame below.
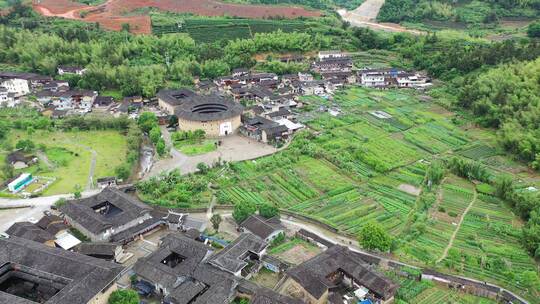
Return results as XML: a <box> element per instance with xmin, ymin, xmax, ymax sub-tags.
<box><xmin>337</xmin><ymin>0</ymin><xmax>423</xmax><ymax>35</ymax></box>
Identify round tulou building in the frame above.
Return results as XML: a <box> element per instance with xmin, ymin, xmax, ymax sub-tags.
<box><xmin>157</xmin><ymin>89</ymin><xmax>243</xmax><ymax>137</ymax></box>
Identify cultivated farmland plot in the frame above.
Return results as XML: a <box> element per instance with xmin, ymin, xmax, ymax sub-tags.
<box><xmin>212</xmin><ymin>87</ymin><xmax>539</xmax><ymax>301</ymax></box>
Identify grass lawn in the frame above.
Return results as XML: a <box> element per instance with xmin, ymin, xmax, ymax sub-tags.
<box><xmin>4</xmin><ymin>129</ymin><xmax>127</xmax><ymax>195</ymax></box>
<box><xmin>175</xmin><ymin>139</ymin><xmax>217</xmax><ymax>156</ymax></box>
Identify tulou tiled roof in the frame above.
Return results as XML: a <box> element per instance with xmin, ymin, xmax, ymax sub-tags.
<box><xmin>59</xmin><ymin>188</ymin><xmax>151</xmax><ymax>235</ymax></box>
<box><xmin>0</xmin><ymin>236</ymin><xmax>123</xmax><ymax>304</ymax></box>
<box><xmin>133</xmin><ymin>233</ymin><xmax>236</xmax><ymax>304</ymax></box>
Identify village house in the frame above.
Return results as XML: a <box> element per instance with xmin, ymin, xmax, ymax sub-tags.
<box><xmin>318</xmin><ymin>50</ymin><xmax>347</xmax><ymax>60</ymax></box>
<box><xmin>94</xmin><ymin>96</ymin><xmax>115</xmax><ymax>108</ymax></box>
<box><xmin>57</xmin><ymin>65</ymin><xmax>87</xmax><ymax>75</ymax></box>
<box><xmin>133</xmin><ymin>233</ymin><xmax>238</xmax><ymax>304</ymax></box>
<box><xmin>96</xmin><ymin>176</ymin><xmax>118</xmax><ymax>188</ymax></box>
<box><xmin>157</xmin><ymin>88</ymin><xmax>196</xmax><ymax>115</ymax></box>
<box><xmin>279</xmin><ymin>54</ymin><xmax>304</xmax><ymax>63</ymax></box>
<box><xmin>60</xmin><ymin>188</ymin><xmax>154</xmax><ymax>242</ymax></box>
<box><xmin>6</xmin><ymin>222</ymin><xmax>57</xmax><ymax>247</ymax></box>
<box><xmin>0</xmin><ymin>87</ymin><xmax>15</xmax><ymax>107</ymax></box>
<box><xmin>0</xmin><ymin>77</ymin><xmax>29</xmax><ymax>97</ymax></box>
<box><xmin>42</xmin><ymin>80</ymin><xmax>70</xmax><ymax>92</ymax></box>
<box><xmin>301</xmin><ymin>80</ymin><xmax>333</xmax><ymax>96</ymax></box>
<box><xmin>163</xmin><ymin>210</ymin><xmax>206</xmax><ymax>232</ymax></box>
<box><xmin>240</xmin><ymin>116</ymin><xmax>290</xmax><ymax>144</ymax></box>
<box><xmin>6</xmin><ymin>214</ymin><xmax>80</xmax><ymax>250</ymax></box>
<box><xmin>279</xmin><ymin>245</ymin><xmax>399</xmax><ymax>304</ymax></box>
<box><xmin>0</xmin><ymin>235</ymin><xmax>123</xmax><ymax>304</ymax></box>
<box><xmin>249</xmin><ymin>287</ymin><xmax>304</xmax><ymax>304</ymax></box>
<box><xmin>209</xmin><ymin>233</ymin><xmax>268</xmax><ymax>278</ymax></box>
<box><xmin>7</xmin><ymin>150</ymin><xmax>37</xmax><ymax>169</ymax></box>
<box><xmin>75</xmin><ymin>242</ymin><xmax>125</xmax><ymax>262</ymax></box>
<box><xmin>239</xmin><ymin>215</ymin><xmax>284</xmax><ymax>243</ymax></box>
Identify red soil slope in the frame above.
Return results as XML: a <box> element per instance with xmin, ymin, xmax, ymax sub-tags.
<box><xmin>33</xmin><ymin>0</ymin><xmax>321</xmax><ymax>34</ymax></box>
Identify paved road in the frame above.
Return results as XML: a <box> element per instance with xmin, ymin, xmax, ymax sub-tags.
<box><xmin>145</xmin><ymin>128</ymin><xmax>278</xmax><ymax>178</ymax></box>
<box><xmin>0</xmin><ymin>189</ymin><xmax>100</xmax><ymax>232</ymax></box>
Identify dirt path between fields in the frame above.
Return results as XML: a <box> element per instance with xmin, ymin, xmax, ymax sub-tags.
<box><xmin>437</xmin><ymin>187</ymin><xmax>477</xmax><ymax>263</ymax></box>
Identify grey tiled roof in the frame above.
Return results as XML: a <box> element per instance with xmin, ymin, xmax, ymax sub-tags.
<box><xmin>133</xmin><ymin>233</ymin><xmax>236</xmax><ymax>304</ymax></box>
<box><xmin>251</xmin><ymin>288</ymin><xmax>305</xmax><ymax>304</ymax></box>
<box><xmin>6</xmin><ymin>222</ymin><xmax>54</xmax><ymax>243</ymax></box>
<box><xmin>286</xmin><ymin>245</ymin><xmax>398</xmax><ymax>300</ymax></box>
<box><xmin>0</xmin><ymin>236</ymin><xmax>123</xmax><ymax>304</ymax></box>
<box><xmin>208</xmin><ymin>233</ymin><xmax>267</xmax><ymax>274</ymax></box>
<box><xmin>60</xmin><ymin>188</ymin><xmax>151</xmax><ymax>235</ymax></box>
<box><xmin>240</xmin><ymin>215</ymin><xmax>283</xmax><ymax>240</ymax></box>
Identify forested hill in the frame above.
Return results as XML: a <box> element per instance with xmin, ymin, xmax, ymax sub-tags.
<box><xmin>224</xmin><ymin>0</ymin><xmax>364</xmax><ymax>10</ymax></box>
<box><xmin>378</xmin><ymin>0</ymin><xmax>539</xmax><ymax>24</ymax></box>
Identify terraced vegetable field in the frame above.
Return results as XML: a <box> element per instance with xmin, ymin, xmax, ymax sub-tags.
<box><xmin>210</xmin><ymin>86</ymin><xmax>539</xmax><ymax>301</ymax></box>
<box><xmin>151</xmin><ymin>14</ymin><xmax>310</xmax><ymax>42</ymax></box>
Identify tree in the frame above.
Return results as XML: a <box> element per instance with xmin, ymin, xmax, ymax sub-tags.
<box><xmin>1</xmin><ymin>163</ymin><xmax>14</xmax><ymax>180</ymax></box>
<box><xmin>425</xmin><ymin>161</ymin><xmax>445</xmax><ymax>187</ymax></box>
<box><xmin>121</xmin><ymin>23</ymin><xmax>130</xmax><ymax>33</ymax></box>
<box><xmin>358</xmin><ymin>222</ymin><xmax>392</xmax><ymax>252</ymax></box>
<box><xmin>138</xmin><ymin>112</ymin><xmax>158</xmax><ymax>133</ymax></box>
<box><xmin>233</xmin><ymin>201</ymin><xmax>257</xmax><ymax>224</ymax></box>
<box><xmin>54</xmin><ymin>198</ymin><xmax>67</xmax><ymax>208</ymax></box>
<box><xmin>73</xmin><ymin>184</ymin><xmax>82</xmax><ymax>199</ymax></box>
<box><xmin>527</xmin><ymin>21</ymin><xmax>540</xmax><ymax>38</ymax></box>
<box><xmin>210</xmin><ymin>213</ymin><xmax>222</xmax><ymax>232</ymax></box>
<box><xmin>149</xmin><ymin>126</ymin><xmax>161</xmax><ymax>144</ymax></box>
<box><xmin>115</xmin><ymin>164</ymin><xmax>131</xmax><ymax>181</ymax></box>
<box><xmin>15</xmin><ymin>139</ymin><xmax>35</xmax><ymax>152</ymax></box>
<box><xmin>259</xmin><ymin>203</ymin><xmax>279</xmax><ymax>219</ymax></box>
<box><xmin>156</xmin><ymin>138</ymin><xmax>166</xmax><ymax>156</ymax></box>
<box><xmin>196</xmin><ymin>162</ymin><xmax>209</xmax><ymax>174</ymax></box>
<box><xmin>108</xmin><ymin>289</ymin><xmax>139</xmax><ymax>304</ymax></box>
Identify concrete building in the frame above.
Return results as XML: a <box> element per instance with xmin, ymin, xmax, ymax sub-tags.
<box><xmin>1</xmin><ymin>78</ymin><xmax>29</xmax><ymax>97</ymax></box>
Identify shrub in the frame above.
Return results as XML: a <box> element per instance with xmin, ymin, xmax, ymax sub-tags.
<box><xmin>108</xmin><ymin>289</ymin><xmax>139</xmax><ymax>304</ymax></box>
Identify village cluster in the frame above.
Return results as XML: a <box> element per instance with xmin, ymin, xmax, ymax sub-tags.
<box><xmin>0</xmin><ymin>185</ymin><xmax>399</xmax><ymax>304</ymax></box>
<box><xmin>1</xmin><ymin>51</ymin><xmax>430</xmax><ymax>146</ymax></box>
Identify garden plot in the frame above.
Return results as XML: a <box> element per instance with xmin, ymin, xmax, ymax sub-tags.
<box><xmin>443</xmin><ymin>195</ymin><xmax>537</xmax><ymax>295</ymax></box>
<box><xmin>459</xmin><ymin>144</ymin><xmax>500</xmax><ymax>160</ymax></box>
<box><xmin>293</xmin><ymin>158</ymin><xmax>352</xmax><ymax>193</ymax></box>
<box><xmin>404</xmin><ymin>121</ymin><xmax>470</xmax><ymax>154</ymax></box>
<box><xmin>269</xmin><ymin>238</ymin><xmax>321</xmax><ymax>265</ymax></box>
<box><xmin>413</xmin><ymin>286</ymin><xmax>497</xmax><ymax>304</ymax></box>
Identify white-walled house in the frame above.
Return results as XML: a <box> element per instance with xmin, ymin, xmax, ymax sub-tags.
<box><xmin>1</xmin><ymin>78</ymin><xmax>30</xmax><ymax>97</ymax></box>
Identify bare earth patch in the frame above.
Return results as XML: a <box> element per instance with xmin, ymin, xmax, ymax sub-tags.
<box><xmin>398</xmin><ymin>183</ymin><xmax>421</xmax><ymax>196</ymax></box>
<box><xmin>275</xmin><ymin>244</ymin><xmax>320</xmax><ymax>265</ymax></box>
<box><xmin>33</xmin><ymin>0</ymin><xmax>320</xmax><ymax>34</ymax></box>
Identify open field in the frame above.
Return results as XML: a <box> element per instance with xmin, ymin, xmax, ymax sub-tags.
<box><xmin>33</xmin><ymin>0</ymin><xmax>320</xmax><ymax>34</ymax></box>
<box><xmin>3</xmin><ymin>130</ymin><xmax>127</xmax><ymax>195</ymax></box>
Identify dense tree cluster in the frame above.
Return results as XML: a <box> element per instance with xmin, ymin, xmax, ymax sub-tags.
<box><xmin>378</xmin><ymin>0</ymin><xmax>539</xmax><ymax>24</ymax></box>
<box><xmin>457</xmin><ymin>58</ymin><xmax>540</xmax><ymax>168</ymax></box>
